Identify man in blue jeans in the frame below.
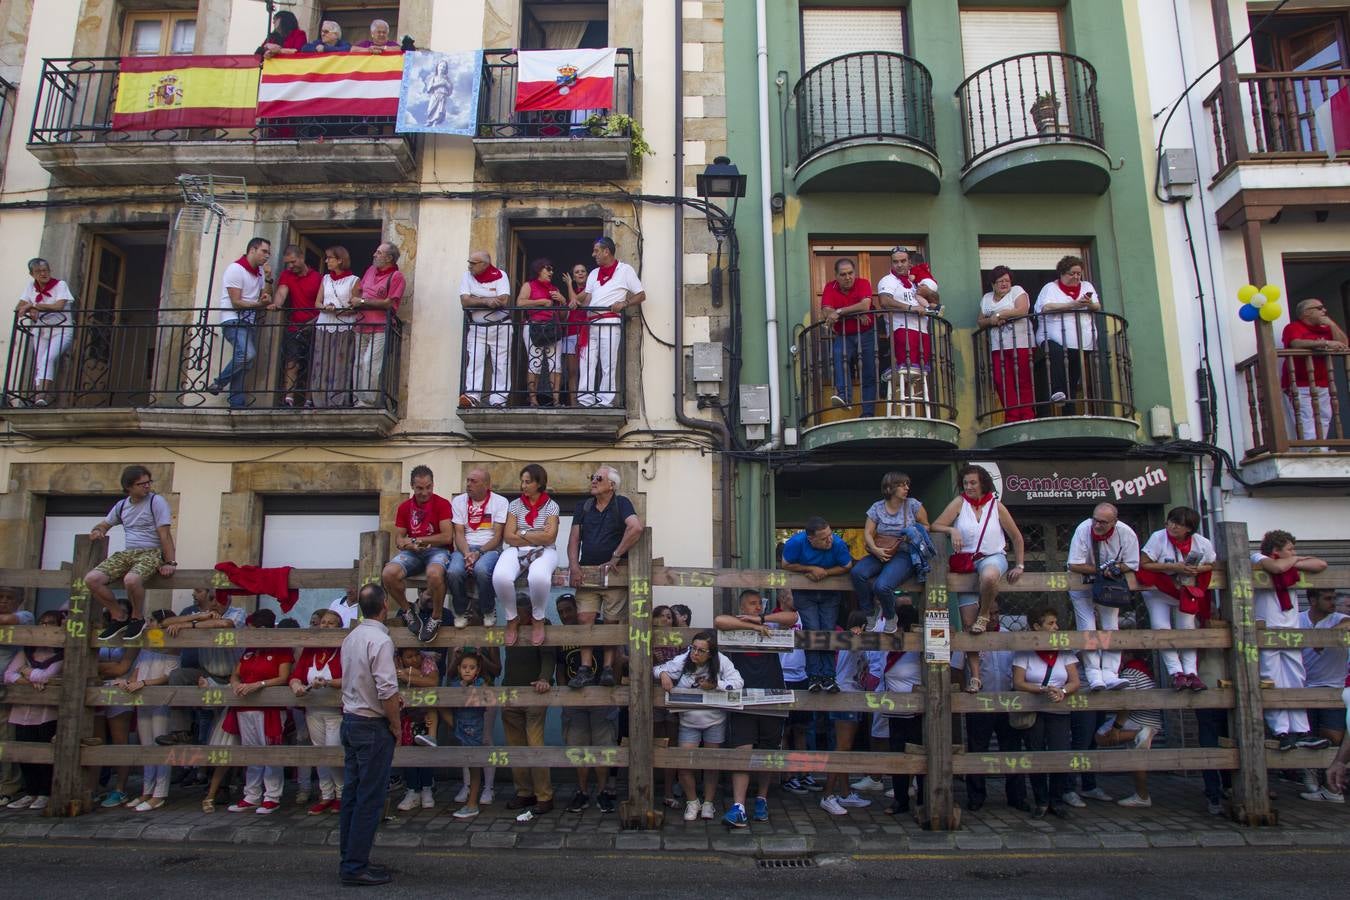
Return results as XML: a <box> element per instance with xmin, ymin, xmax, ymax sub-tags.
<box><xmin>820</xmin><ymin>258</ymin><xmax>877</xmax><ymax>417</ymax></box>
<box><xmin>780</xmin><ymin>516</ymin><xmax>855</xmax><ymax>692</ymax></box>
<box><xmin>208</xmin><ymin>236</ymin><xmax>278</xmax><ymax>408</ymax></box>
<box><xmin>447</xmin><ymin>466</ymin><xmax>507</xmax><ymax>628</ymax></box>
<box><xmin>338</xmin><ymin>584</ymin><xmax>401</xmax><ymax>887</ymax></box>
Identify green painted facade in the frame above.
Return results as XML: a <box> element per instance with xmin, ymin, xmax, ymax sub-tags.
<box><xmin>719</xmin><ymin>1</ymin><xmax>1187</xmax><ymax>568</ymax></box>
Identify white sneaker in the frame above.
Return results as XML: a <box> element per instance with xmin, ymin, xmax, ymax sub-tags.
<box><xmin>1080</xmin><ymin>787</ymin><xmax>1115</xmax><ymax>802</ymax></box>
<box><xmin>851</xmin><ymin>776</ymin><xmax>885</xmax><ymax>792</ymax></box>
<box><xmin>839</xmin><ymin>791</ymin><xmax>872</xmax><ymax>808</ymax></box>
<box><xmin>30</xmin><ymin>796</ymin><xmax>49</xmax><ymax>812</ymax></box>
<box><xmin>454</xmin><ymin>784</ymin><xmax>470</xmax><ymax>803</ymax></box>
<box><xmin>1116</xmin><ymin>793</ymin><xmax>1152</xmax><ymax>808</ymax></box>
<box><xmin>683</xmin><ymin>800</ymin><xmax>700</xmax><ymax>822</ymax></box>
<box><xmin>700</xmin><ymin>800</ymin><xmax>716</xmax><ymax>820</ymax></box>
<box><xmin>482</xmin><ymin>610</ymin><xmax>497</xmax><ymax>627</ymax></box>
<box><xmin>480</xmin><ymin>786</ymin><xmax>495</xmax><ymax>805</ymax></box>
<box><xmin>1050</xmin><ymin>391</ymin><xmax>1067</xmax><ymax>403</ymax></box>
<box><xmin>1132</xmin><ymin>725</ymin><xmax>1157</xmax><ymax>750</ymax></box>
<box><xmin>1105</xmin><ymin>677</ymin><xmax>1130</xmax><ymax>691</ymax></box>
<box><xmin>819</xmin><ymin>795</ymin><xmax>848</xmax><ymax>816</ymax></box>
<box><xmin>884</xmin><ymin>788</ymin><xmax>895</xmax><ymax>799</ymax></box>
<box><xmin>6</xmin><ymin>795</ymin><xmax>34</xmax><ymax>809</ymax></box>
<box><xmin>397</xmin><ymin>790</ymin><xmax>420</xmax><ymax>812</ymax></box>
<box><xmin>421</xmin><ymin>787</ymin><xmax>435</xmax><ymax>809</ymax></box>
<box><xmin>454</xmin><ymin>615</ymin><xmax>469</xmax><ymax>629</ymax></box>
<box><xmin>1301</xmin><ymin>787</ymin><xmax>1347</xmax><ymax>804</ymax></box>
<box><xmin>1061</xmin><ymin>791</ymin><xmax>1086</xmax><ymax>808</ymax></box>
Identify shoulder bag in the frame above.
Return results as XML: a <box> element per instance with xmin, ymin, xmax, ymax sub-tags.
<box><xmin>1090</xmin><ymin>540</ymin><xmax>1134</xmax><ymax>609</ymax></box>
<box><xmin>1009</xmin><ymin>658</ymin><xmax>1055</xmax><ymax>729</ymax></box>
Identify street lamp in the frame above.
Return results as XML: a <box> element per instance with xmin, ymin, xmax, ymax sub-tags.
<box><xmin>696</xmin><ymin>155</ymin><xmax>746</xmax><ymax>241</ymax></box>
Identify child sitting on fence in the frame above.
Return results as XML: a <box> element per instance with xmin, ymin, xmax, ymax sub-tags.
<box><xmin>396</xmin><ymin>646</ymin><xmax>441</xmax><ymax>812</ymax></box>
<box><xmin>451</xmin><ymin>652</ymin><xmax>488</xmax><ymax>819</ymax></box>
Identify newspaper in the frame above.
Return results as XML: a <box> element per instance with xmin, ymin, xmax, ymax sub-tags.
<box><xmin>664</xmin><ymin>687</ymin><xmax>796</xmax><ymax>710</ymax></box>
<box><xmin>717</xmin><ymin>628</ymin><xmax>796</xmax><ymax>652</ymax></box>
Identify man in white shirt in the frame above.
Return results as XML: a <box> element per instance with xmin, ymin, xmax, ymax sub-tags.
<box><xmin>1297</xmin><ymin>588</ymin><xmax>1350</xmax><ymax>801</ymax></box>
<box><xmin>576</xmin><ymin>237</ymin><xmax>644</xmax><ymax>408</ymax></box>
<box><xmin>448</xmin><ymin>466</ymin><xmax>508</xmax><ymax>627</ymax></box>
<box><xmin>329</xmin><ymin>587</ymin><xmax>360</xmax><ymax>628</ymax></box>
<box><xmin>208</xmin><ymin>237</ymin><xmax>277</xmax><ymax>409</ymax></box>
<box><xmin>875</xmin><ymin>248</ymin><xmax>939</xmax><ymax>378</ymax></box>
<box><xmin>458</xmin><ymin>250</ymin><xmax>512</xmax><ymax>408</ymax></box>
<box><xmin>1066</xmin><ymin>503</ymin><xmax>1139</xmax><ymax>691</ymax></box>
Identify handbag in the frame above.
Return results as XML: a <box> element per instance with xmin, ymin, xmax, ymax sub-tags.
<box><xmin>949</xmin><ymin>496</ymin><xmax>996</xmax><ymax>574</ymax></box>
<box><xmin>1090</xmin><ymin>540</ymin><xmax>1134</xmax><ymax>609</ymax></box>
<box><xmin>1009</xmin><ymin>659</ymin><xmax>1056</xmax><ymax>729</ymax></box>
<box><xmin>529</xmin><ymin>313</ymin><xmax>566</xmax><ymax>347</ymax></box>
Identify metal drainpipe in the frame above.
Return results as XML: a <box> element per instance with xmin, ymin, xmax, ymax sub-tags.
<box><xmin>672</xmin><ymin>2</ymin><xmax>735</xmax><ymax>577</ymax></box>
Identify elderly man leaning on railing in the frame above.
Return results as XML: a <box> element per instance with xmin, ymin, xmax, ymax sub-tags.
<box><xmin>1280</xmin><ymin>297</ymin><xmax>1349</xmax><ymax>445</ymax></box>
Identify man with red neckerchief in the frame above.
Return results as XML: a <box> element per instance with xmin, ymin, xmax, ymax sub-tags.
<box><xmin>876</xmin><ymin>248</ymin><xmax>940</xmax><ymax>374</ymax></box>
<box><xmin>1280</xmin><ymin>297</ymin><xmax>1349</xmax><ymax>444</ymax></box>
<box><xmin>819</xmin><ymin>258</ymin><xmax>876</xmax><ymax>416</ymax></box>
<box><xmin>350</xmin><ymin>242</ymin><xmax>405</xmax><ymax>407</ymax></box>
<box><xmin>15</xmin><ymin>257</ymin><xmax>76</xmax><ymax>407</ymax></box>
<box><xmin>459</xmin><ymin>249</ymin><xmax>512</xmax><ymax>408</ymax></box>
<box><xmin>577</xmin><ymin>237</ymin><xmax>644</xmax><ymax>408</ymax></box>
<box><xmin>381</xmin><ymin>465</ymin><xmax>455</xmax><ymax>643</ymax></box>
<box><xmin>209</xmin><ymin>237</ymin><xmax>278</xmax><ymax>409</ymax></box>
<box><xmin>274</xmin><ymin>245</ymin><xmax>322</xmax><ymax>408</ymax></box>
<box><xmin>1066</xmin><ymin>503</ymin><xmax>1139</xmax><ymax>692</ymax></box>
<box><xmin>448</xmin><ymin>466</ymin><xmax>508</xmax><ymax>628</ymax></box>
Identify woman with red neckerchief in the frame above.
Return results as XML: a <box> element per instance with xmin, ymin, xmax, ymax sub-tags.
<box><xmin>1137</xmin><ymin>507</ymin><xmax>1216</xmax><ymax>691</ymax></box>
<box><xmin>1033</xmin><ymin>255</ymin><xmax>1101</xmax><ymax>415</ymax></box>
<box><xmin>516</xmin><ymin>258</ymin><xmax>566</xmax><ymax>406</ymax></box>
<box><xmin>493</xmin><ymin>464</ymin><xmax>561</xmax><ymax>647</ymax></box>
<box><xmin>562</xmin><ymin>263</ymin><xmax>591</xmax><ymax>405</ymax></box>
<box><xmin>14</xmin><ymin>257</ymin><xmax>75</xmax><ymax>407</ymax></box>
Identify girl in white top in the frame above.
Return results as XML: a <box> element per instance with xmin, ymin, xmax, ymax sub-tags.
<box><xmin>932</xmin><ymin>465</ymin><xmax>1026</xmax><ymax>692</ymax></box>
<box><xmin>114</xmin><ymin>647</ymin><xmax>181</xmax><ymax>810</ymax></box>
<box><xmin>16</xmin><ymin>257</ymin><xmax>76</xmax><ymax>404</ymax></box>
<box><xmin>654</xmin><ymin>631</ymin><xmax>744</xmax><ymax>822</ymax></box>
<box><xmin>1139</xmin><ymin>506</ymin><xmax>1216</xmax><ymax>687</ymax></box>
<box><xmin>494</xmin><ymin>463</ymin><xmax>560</xmax><ymax>648</ymax></box>
<box><xmin>311</xmin><ymin>245</ymin><xmax>360</xmax><ymax>408</ymax></box>
<box><xmin>1012</xmin><ymin>604</ymin><xmax>1080</xmax><ymax>819</ymax></box>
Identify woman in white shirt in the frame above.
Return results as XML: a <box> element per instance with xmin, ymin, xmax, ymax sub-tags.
<box><xmin>977</xmin><ymin>265</ymin><xmax>1034</xmax><ymax>422</ymax></box>
<box><xmin>1012</xmin><ymin>603</ymin><xmax>1080</xmax><ymax>819</ymax></box>
<box><xmin>1138</xmin><ymin>507</ymin><xmax>1216</xmax><ymax>690</ymax></box>
<box><xmin>15</xmin><ymin>257</ymin><xmax>76</xmax><ymax>407</ymax></box>
<box><xmin>289</xmin><ymin>609</ymin><xmax>346</xmax><ymax>815</ymax></box>
<box><xmin>115</xmin><ymin>647</ymin><xmax>181</xmax><ymax>811</ymax></box>
<box><xmin>1033</xmin><ymin>255</ymin><xmax>1101</xmax><ymax>411</ymax></box>
<box><xmin>310</xmin><ymin>245</ymin><xmax>359</xmax><ymax>408</ymax></box>
<box><xmin>655</xmin><ymin>631</ymin><xmax>744</xmax><ymax>822</ymax></box>
<box><xmin>494</xmin><ymin>463</ymin><xmax>560</xmax><ymax>648</ymax></box>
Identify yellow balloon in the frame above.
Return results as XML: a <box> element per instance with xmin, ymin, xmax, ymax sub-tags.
<box><xmin>1259</xmin><ymin>284</ymin><xmax>1282</xmax><ymax>304</ymax></box>
<box><xmin>1259</xmin><ymin>302</ymin><xmax>1283</xmax><ymax>322</ymax></box>
<box><xmin>1237</xmin><ymin>284</ymin><xmax>1259</xmax><ymax>304</ymax></box>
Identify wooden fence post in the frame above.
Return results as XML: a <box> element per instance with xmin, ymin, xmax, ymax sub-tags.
<box><xmin>922</xmin><ymin>536</ymin><xmax>956</xmax><ymax>830</ymax></box>
<box><xmin>1216</xmin><ymin>520</ymin><xmax>1275</xmax><ymax>825</ymax></box>
<box><xmin>622</xmin><ymin>528</ymin><xmax>657</xmax><ymax>828</ymax></box>
<box><xmin>358</xmin><ymin>530</ymin><xmax>391</xmax><ymax>598</ymax></box>
<box><xmin>48</xmin><ymin>534</ymin><xmax>108</xmax><ymax>817</ymax></box>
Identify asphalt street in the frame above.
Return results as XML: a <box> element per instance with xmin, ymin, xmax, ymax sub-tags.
<box><xmin>4</xmin><ymin>839</ymin><xmax>1349</xmax><ymax>897</ymax></box>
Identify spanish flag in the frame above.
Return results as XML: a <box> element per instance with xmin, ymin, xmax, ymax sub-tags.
<box><xmin>258</xmin><ymin>53</ymin><xmax>404</xmax><ymax>119</ymax></box>
<box><xmin>112</xmin><ymin>55</ymin><xmax>259</xmax><ymax>130</ymax></box>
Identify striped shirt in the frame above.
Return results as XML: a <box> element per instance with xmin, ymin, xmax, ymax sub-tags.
<box><xmin>507</xmin><ymin>496</ymin><xmax>560</xmax><ymax>533</ymax></box>
<box><xmin>1120</xmin><ymin>666</ymin><xmax>1164</xmax><ymax>729</ymax></box>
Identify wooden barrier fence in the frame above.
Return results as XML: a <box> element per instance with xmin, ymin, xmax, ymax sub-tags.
<box><xmin>0</xmin><ymin>521</ymin><xmax>1345</xmax><ymax>828</ymax></box>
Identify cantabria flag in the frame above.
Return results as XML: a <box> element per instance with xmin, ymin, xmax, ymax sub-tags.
<box><xmin>1313</xmin><ymin>84</ymin><xmax>1350</xmax><ymax>159</ymax></box>
<box><xmin>112</xmin><ymin>55</ymin><xmax>259</xmax><ymax>130</ymax></box>
<box><xmin>258</xmin><ymin>52</ymin><xmax>404</xmax><ymax>119</ymax></box>
<box><xmin>514</xmin><ymin>48</ymin><xmax>615</xmax><ymax>112</ymax></box>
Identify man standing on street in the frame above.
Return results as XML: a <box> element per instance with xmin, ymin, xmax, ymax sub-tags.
<box><xmin>338</xmin><ymin>584</ymin><xmax>400</xmax><ymax>887</ymax></box>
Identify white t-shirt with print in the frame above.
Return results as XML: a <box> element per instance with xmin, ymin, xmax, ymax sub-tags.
<box><xmin>876</xmin><ymin>271</ymin><xmax>938</xmax><ymax>336</ymax></box>
<box><xmin>451</xmin><ymin>491</ymin><xmax>510</xmax><ymax>550</ymax></box>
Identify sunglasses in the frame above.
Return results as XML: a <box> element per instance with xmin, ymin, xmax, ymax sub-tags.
<box><xmin>590</xmin><ymin>475</ymin><xmax>607</xmax><ymax>483</ymax></box>
<box><xmin>134</xmin><ymin>480</ymin><xmax>153</xmax><ymax>487</ymax></box>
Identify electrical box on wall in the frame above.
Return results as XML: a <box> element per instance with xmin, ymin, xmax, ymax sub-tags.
<box><xmin>692</xmin><ymin>342</ymin><xmax>723</xmax><ymax>397</ymax></box>
<box><xmin>1160</xmin><ymin>148</ymin><xmax>1197</xmax><ymax>199</ymax></box>
<box><xmin>740</xmin><ymin>384</ymin><xmax>770</xmax><ymax>441</ymax></box>
<box><xmin>1149</xmin><ymin>405</ymin><xmax>1175</xmax><ymax>440</ymax></box>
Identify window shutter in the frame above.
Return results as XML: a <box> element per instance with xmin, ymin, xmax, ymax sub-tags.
<box><xmin>801</xmin><ymin>8</ymin><xmax>905</xmax><ymax>71</ymax></box>
<box><xmin>979</xmin><ymin>245</ymin><xmax>1083</xmax><ymax>272</ymax></box>
<box><xmin>959</xmin><ymin>10</ymin><xmax>1063</xmax><ymax>77</ymax></box>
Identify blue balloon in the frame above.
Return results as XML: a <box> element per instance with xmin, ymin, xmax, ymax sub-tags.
<box><xmin>1239</xmin><ymin>303</ymin><xmax>1260</xmax><ymax>322</ymax></box>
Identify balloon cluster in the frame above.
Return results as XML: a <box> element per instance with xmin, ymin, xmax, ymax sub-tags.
<box><xmin>1237</xmin><ymin>284</ymin><xmax>1282</xmax><ymax>323</ymax></box>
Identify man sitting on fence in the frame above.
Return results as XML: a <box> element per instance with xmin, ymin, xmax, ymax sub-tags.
<box><xmin>154</xmin><ymin>587</ymin><xmax>247</xmax><ymax>759</ymax></box>
<box><xmin>1298</xmin><ymin>588</ymin><xmax>1350</xmax><ymax>802</ymax></box>
<box><xmin>88</xmin><ymin>464</ymin><xmax>178</xmax><ymax>643</ymax></box>
<box><xmin>382</xmin><ymin>464</ymin><xmax>454</xmax><ymax>643</ymax></box>
<box><xmin>448</xmin><ymin>466</ymin><xmax>507</xmax><ymax>627</ymax></box>
<box><xmin>780</xmin><ymin>516</ymin><xmax>855</xmax><ymax>693</ymax></box>
<box><xmin>1066</xmin><ymin>502</ymin><xmax>1138</xmax><ymax>692</ymax></box>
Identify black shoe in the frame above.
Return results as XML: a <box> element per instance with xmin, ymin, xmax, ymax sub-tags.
<box><xmin>1047</xmin><ymin>804</ymin><xmax>1070</xmax><ymax>819</ymax></box>
<box><xmin>597</xmin><ymin>790</ymin><xmax>617</xmax><ymax>813</ymax></box>
<box><xmin>418</xmin><ymin>612</ymin><xmax>440</xmax><ymax>643</ymax></box>
<box><xmin>1008</xmin><ymin>799</ymin><xmax>1032</xmax><ymax>813</ymax></box>
<box><xmin>340</xmin><ymin>870</ymin><xmax>392</xmax><ymax>887</ymax></box>
<box><xmin>365</xmin><ymin>864</ymin><xmax>391</xmax><ymax>877</ymax></box>
<box><xmin>566</xmin><ymin>790</ymin><xmax>590</xmax><ymax>813</ymax></box>
<box><xmin>404</xmin><ymin>607</ymin><xmax>423</xmax><ymax>638</ymax></box>
<box><xmin>1031</xmin><ymin>804</ymin><xmax>1048</xmax><ymax>819</ymax></box>
<box><xmin>568</xmin><ymin>666</ymin><xmax>595</xmax><ymax>690</ymax></box>
<box><xmin>966</xmin><ymin>795</ymin><xmax>985</xmax><ymax>813</ymax></box>
<box><xmin>807</xmin><ymin>677</ymin><xmax>823</xmax><ymax>693</ymax></box>
<box><xmin>1295</xmin><ymin>733</ymin><xmax>1331</xmax><ymax>750</ymax></box>
<box><xmin>156</xmin><ymin>731</ymin><xmax>194</xmax><ymax>747</ymax></box>
<box><xmin>598</xmin><ymin>667</ymin><xmax>616</xmax><ymax>687</ymax></box>
<box><xmin>886</xmin><ymin>802</ymin><xmax>909</xmax><ymax>815</ymax></box>
<box><xmin>122</xmin><ymin>618</ymin><xmax>147</xmax><ymax>641</ymax></box>
<box><xmin>505</xmin><ymin>794</ymin><xmax>537</xmax><ymax>810</ymax></box>
<box><xmin>821</xmin><ymin>677</ymin><xmax>841</xmax><ymax>694</ymax></box>
<box><xmin>98</xmin><ymin>618</ymin><xmax>129</xmax><ymax>642</ymax></box>
<box><xmin>204</xmin><ymin>381</ymin><xmax>222</xmax><ymax>396</ymax></box>
<box><xmin>1278</xmin><ymin>733</ymin><xmax>1297</xmax><ymax>752</ymax></box>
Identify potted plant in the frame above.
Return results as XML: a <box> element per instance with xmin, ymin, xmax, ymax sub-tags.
<box><xmin>583</xmin><ymin>113</ymin><xmax>654</xmax><ymax>164</ymax></box>
<box><xmin>1029</xmin><ymin>90</ymin><xmax>1060</xmax><ymax>135</ymax></box>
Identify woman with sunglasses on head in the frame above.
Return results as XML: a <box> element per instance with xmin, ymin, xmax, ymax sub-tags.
<box><xmin>517</xmin><ymin>258</ymin><xmax>566</xmax><ymax>406</ymax></box>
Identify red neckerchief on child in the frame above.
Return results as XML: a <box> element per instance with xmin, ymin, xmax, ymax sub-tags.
<box><xmin>1036</xmin><ymin>650</ymin><xmax>1059</xmax><ymax>668</ymax></box>
<box><xmin>466</xmin><ymin>493</ymin><xmax>493</xmax><ymax>532</ymax></box>
<box><xmin>473</xmin><ymin>264</ymin><xmax>503</xmax><ymax>284</ymax></box>
<box><xmin>522</xmin><ymin>491</ymin><xmax>551</xmax><ymax>528</ymax></box>
<box><xmin>1270</xmin><ymin>562</ymin><xmax>1301</xmax><ymax>612</ymax></box>
<box><xmin>1091</xmin><ymin>526</ymin><xmax>1115</xmax><ymax>543</ymax></box>
<box><xmin>1057</xmin><ymin>279</ymin><xmax>1081</xmax><ymax>300</ymax></box>
<box><xmin>33</xmin><ymin>279</ymin><xmax>57</xmax><ymax>300</ymax></box>
<box><xmin>596</xmin><ymin>261</ymin><xmax>619</xmax><ymax>286</ymax></box>
<box><xmin>964</xmin><ymin>492</ymin><xmax>994</xmax><ymax>510</ymax></box>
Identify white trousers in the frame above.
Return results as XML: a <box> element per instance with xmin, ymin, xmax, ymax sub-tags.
<box><xmin>494</xmin><ymin>546</ymin><xmax>558</xmax><ymax>620</ymax></box>
<box><xmin>306</xmin><ymin>708</ymin><xmax>344</xmax><ymax>800</ymax></box>
<box><xmin>1284</xmin><ymin>385</ymin><xmax>1333</xmax><ymax>443</ymax></box>
<box><xmin>465</xmin><ymin>322</ymin><xmax>512</xmax><ymax>405</ymax></box>
<box><xmin>237</xmin><ymin>710</ymin><xmax>283</xmax><ymax>804</ymax></box>
<box><xmin>578</xmin><ymin>322</ymin><xmax>621</xmax><ymax>407</ymax></box>
<box><xmin>352</xmin><ymin>330</ymin><xmax>387</xmax><ymax>407</ymax></box>
<box><xmin>1143</xmin><ymin>591</ymin><xmax>1197</xmax><ymax>677</ymax></box>
<box><xmin>1254</xmin><ymin>593</ymin><xmax>1311</xmax><ymax>735</ymax></box>
<box><xmin>32</xmin><ymin>325</ymin><xmax>73</xmax><ymax>386</ymax></box>
<box><xmin>137</xmin><ymin>705</ymin><xmax>172</xmax><ymax>798</ymax></box>
<box><xmin>1070</xmin><ymin>589</ymin><xmax>1121</xmax><ymax>683</ymax></box>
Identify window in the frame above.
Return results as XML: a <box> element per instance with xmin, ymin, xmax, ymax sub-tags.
<box><xmin>321</xmin><ymin>4</ymin><xmax>400</xmax><ymax>47</ymax></box>
<box><xmin>959</xmin><ymin>10</ymin><xmax>1065</xmax><ymax>145</ymax></box>
<box><xmin>290</xmin><ymin>221</ymin><xmax>384</xmax><ymax>274</ymax></box>
<box><xmin>122</xmin><ymin>11</ymin><xmax>196</xmax><ymax>56</ymax></box>
<box><xmin>1252</xmin><ymin>12</ymin><xmax>1349</xmax><ymax>72</ymax></box>
<box><xmin>807</xmin><ymin>239</ymin><xmax>928</xmax><ymax>322</ymax></box>
<box><xmin>520</xmin><ymin>1</ymin><xmax>608</xmax><ymax>50</ymax></box>
<box><xmin>260</xmin><ymin>495</ymin><xmax>380</xmax><ymax>624</ymax></box>
<box><xmin>800</xmin><ymin>7</ymin><xmax>905</xmax><ymax>70</ymax></box>
<box><xmin>978</xmin><ymin>243</ymin><xmax>1088</xmax><ymax>304</ymax></box>
<box><xmin>41</xmin><ymin>496</ymin><xmax>127</xmax><ymax>617</ymax></box>
<box><xmin>958</xmin><ymin>9</ymin><xmax>1062</xmax><ymax>76</ymax></box>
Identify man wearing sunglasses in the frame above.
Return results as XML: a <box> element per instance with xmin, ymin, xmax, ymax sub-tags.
<box><xmin>459</xmin><ymin>250</ymin><xmax>512</xmax><ymax>408</ymax></box>
<box><xmin>87</xmin><ymin>465</ymin><xmax>178</xmax><ymax>643</ymax></box>
<box><xmin>1281</xmin><ymin>298</ymin><xmax>1349</xmax><ymax>445</ymax></box>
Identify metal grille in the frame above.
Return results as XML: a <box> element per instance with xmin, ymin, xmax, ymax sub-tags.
<box><xmin>757</xmin><ymin>857</ymin><xmax>817</xmax><ymax>869</ymax></box>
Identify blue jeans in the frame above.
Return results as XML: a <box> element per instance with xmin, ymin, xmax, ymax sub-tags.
<box><xmin>339</xmin><ymin>714</ymin><xmax>396</xmax><ymax>878</ymax></box>
<box><xmin>850</xmin><ymin>553</ymin><xmax>915</xmax><ymax>621</ymax></box>
<box><xmin>217</xmin><ymin>321</ymin><xmax>257</xmax><ymax>408</ymax></box>
<box><xmin>403</xmin><ymin>766</ymin><xmax>435</xmax><ymax>790</ymax></box>
<box><xmin>446</xmin><ymin>549</ymin><xmax>501</xmax><ymax>618</ymax></box>
<box><xmin>1068</xmin><ymin>710</ymin><xmax>1101</xmax><ymax>792</ymax></box>
<box><xmin>1195</xmin><ymin>708</ymin><xmax>1230</xmax><ymax>803</ymax></box>
<box><xmin>831</xmin><ymin>330</ymin><xmax>877</xmax><ymax>417</ymax></box>
<box><xmin>794</xmin><ymin>590</ymin><xmax>841</xmax><ymax>679</ymax></box>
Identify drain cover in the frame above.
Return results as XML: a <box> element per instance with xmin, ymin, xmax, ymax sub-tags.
<box><xmin>757</xmin><ymin>857</ymin><xmax>817</xmax><ymax>869</ymax></box>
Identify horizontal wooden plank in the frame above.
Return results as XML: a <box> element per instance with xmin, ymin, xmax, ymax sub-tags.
<box><xmin>951</xmin><ymin>748</ymin><xmax>1239</xmax><ymax>775</ymax></box>
<box><xmin>1260</xmin><ymin>687</ymin><xmax>1348</xmax><ymax>709</ymax></box>
<box><xmin>81</xmin><ymin>744</ymin><xmax>628</xmax><ymax>769</ymax></box>
<box><xmin>652</xmin><ymin>628</ymin><xmax>1233</xmax><ymax>653</ymax></box>
<box><xmin>0</xmin><ymin>625</ymin><xmax>64</xmax><ymax>648</ymax></box>
<box><xmin>0</xmin><ymin>570</ymin><xmax>72</xmax><ymax>589</ymax></box>
<box><xmin>66</xmin><ymin>685</ymin><xmax>626</xmax><ymax>709</ymax></box>
<box><xmin>951</xmin><ymin>689</ymin><xmax>1236</xmax><ymax>714</ymax></box>
<box><xmin>1264</xmin><ymin>748</ymin><xmax>1339</xmax><ymax>767</ymax></box>
<box><xmin>653</xmin><ymin>747</ymin><xmax>927</xmax><ymax>775</ymax></box>
<box><xmin>1256</xmin><ymin>627</ymin><xmax>1350</xmax><ymax>650</ymax></box>
<box><xmin>0</xmin><ymin>741</ymin><xmax>56</xmax><ymax>764</ymax></box>
<box><xmin>87</xmin><ymin>623</ymin><xmax>629</xmax><ymax>650</ymax></box>
<box><xmin>652</xmin><ymin>690</ymin><xmax>926</xmax><ymax>714</ymax></box>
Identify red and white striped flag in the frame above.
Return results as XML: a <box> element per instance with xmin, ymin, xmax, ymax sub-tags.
<box><xmin>514</xmin><ymin>48</ymin><xmax>615</xmax><ymax>112</ymax></box>
<box><xmin>257</xmin><ymin>52</ymin><xmax>403</xmax><ymax>119</ymax></box>
<box><xmin>1314</xmin><ymin>84</ymin><xmax>1350</xmax><ymax>159</ymax></box>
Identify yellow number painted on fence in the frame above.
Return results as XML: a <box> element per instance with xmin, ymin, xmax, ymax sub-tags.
<box><xmin>929</xmin><ymin>585</ymin><xmax>948</xmax><ymax>605</ymax></box>
<box><xmin>487</xmin><ymin>750</ymin><xmax>510</xmax><ymax>766</ymax></box>
<box><xmin>201</xmin><ymin>689</ymin><xmax>224</xmax><ymax>706</ymax></box>
<box><xmin>210</xmin><ymin>571</ymin><xmax>233</xmax><ymax>589</ymax></box>
<box><xmin>1066</xmin><ymin>693</ymin><xmax>1088</xmax><ymax>710</ymax></box>
<box><xmin>751</xmin><ymin>752</ymin><xmax>787</xmax><ymax>770</ymax></box>
<box><xmin>866</xmin><ymin>693</ymin><xmax>896</xmax><ymax>711</ymax></box>
<box><xmin>629</xmin><ymin>577</ymin><xmax>651</xmax><ymax>598</ymax></box>
<box><xmin>1048</xmin><ymin>632</ymin><xmax>1070</xmax><ymax>649</ymax></box>
<box><xmin>0</xmin><ymin>626</ymin><xmax>14</xmax><ymax>644</ymax></box>
<box><xmin>998</xmin><ymin>694</ymin><xmax>1023</xmax><ymax>711</ymax></box>
<box><xmin>406</xmin><ymin>688</ymin><xmax>437</xmax><ymax>707</ymax></box>
<box><xmin>629</xmin><ymin>625</ymin><xmax>651</xmax><ymax>651</ymax></box>
<box><xmin>208</xmin><ymin>749</ymin><xmax>231</xmax><ymax>766</ymax></box>
<box><xmin>1231</xmin><ymin>579</ymin><xmax>1253</xmax><ymax>601</ymax></box>
<box><xmin>66</xmin><ymin>618</ymin><xmax>87</xmax><ymax>638</ymax></box>
<box><xmin>566</xmin><ymin>747</ymin><xmax>596</xmax><ymax>765</ymax></box>
<box><xmin>630</xmin><ymin>598</ymin><xmax>649</xmax><ymax>618</ymax></box>
<box><xmin>482</xmin><ymin>629</ymin><xmax>504</xmax><ymax>646</ymax></box>
<box><xmin>1046</xmin><ymin>573</ymin><xmax>1068</xmax><ymax>590</ymax></box>
<box><xmin>661</xmin><ymin>632</ymin><xmax>686</xmax><ymax>647</ymax></box>
<box><xmin>1069</xmin><ymin>754</ymin><xmax>1093</xmax><ymax>771</ymax></box>
<box><xmin>214</xmin><ymin>631</ymin><xmax>236</xmax><ymax>647</ymax></box>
